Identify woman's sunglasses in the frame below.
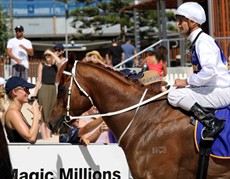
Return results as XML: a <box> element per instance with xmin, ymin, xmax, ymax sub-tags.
<box><xmin>54</xmin><ymin>48</ymin><xmax>62</xmax><ymax>52</ymax></box>
<box><xmin>16</xmin><ymin>87</ymin><xmax>30</xmax><ymax>94</ymax></box>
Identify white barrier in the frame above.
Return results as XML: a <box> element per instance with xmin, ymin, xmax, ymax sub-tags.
<box><xmin>9</xmin><ymin>144</ymin><xmax>133</xmax><ymax>179</ymax></box>
<box><xmin>163</xmin><ymin>67</ymin><xmax>192</xmax><ymax>85</ymax></box>
<box><xmin>128</xmin><ymin>67</ymin><xmax>192</xmax><ymax>85</ymax></box>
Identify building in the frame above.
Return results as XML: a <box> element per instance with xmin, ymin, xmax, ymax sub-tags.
<box><xmin>1</xmin><ymin>0</ymin><xmax>119</xmax><ymax>59</ymax></box>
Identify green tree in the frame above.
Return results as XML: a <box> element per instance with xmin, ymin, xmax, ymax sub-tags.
<box><xmin>69</xmin><ymin>0</ymin><xmax>132</xmax><ymax>41</ymax></box>
<box><xmin>0</xmin><ymin>5</ymin><xmax>9</xmax><ymax>56</ymax></box>
<box><xmin>60</xmin><ymin>0</ymin><xmax>176</xmax><ymax>42</ymax></box>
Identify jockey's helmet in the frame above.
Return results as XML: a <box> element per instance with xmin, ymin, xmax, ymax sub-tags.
<box><xmin>175</xmin><ymin>2</ymin><xmax>206</xmax><ymax>25</ymax></box>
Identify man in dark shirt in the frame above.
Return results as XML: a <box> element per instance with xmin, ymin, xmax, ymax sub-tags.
<box><xmin>106</xmin><ymin>39</ymin><xmax>124</xmax><ymax>67</ymax></box>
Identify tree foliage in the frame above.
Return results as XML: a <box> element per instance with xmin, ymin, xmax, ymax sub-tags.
<box><xmin>64</xmin><ymin>0</ymin><xmax>176</xmax><ymax>41</ymax></box>
<box><xmin>0</xmin><ymin>5</ymin><xmax>9</xmax><ymax>56</ymax></box>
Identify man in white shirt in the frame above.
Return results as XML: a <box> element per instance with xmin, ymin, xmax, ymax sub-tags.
<box><xmin>168</xmin><ymin>2</ymin><xmax>230</xmax><ymax>138</ymax></box>
<box><xmin>6</xmin><ymin>25</ymin><xmax>34</xmax><ymax>80</ymax></box>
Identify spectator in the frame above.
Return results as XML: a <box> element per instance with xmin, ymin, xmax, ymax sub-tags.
<box><xmin>53</xmin><ymin>43</ymin><xmax>67</xmax><ymax>66</ymax></box>
<box><xmin>6</xmin><ymin>25</ymin><xmax>34</xmax><ymax>80</ymax></box>
<box><xmin>4</xmin><ymin>76</ymin><xmax>42</xmax><ymax>144</ymax></box>
<box><xmin>59</xmin><ymin>116</ymin><xmax>108</xmax><ymax>145</ymax></box>
<box><xmin>83</xmin><ymin>50</ymin><xmax>106</xmax><ymax>66</ymax></box>
<box><xmin>80</xmin><ymin>106</ymin><xmax>110</xmax><ymax>144</ymax></box>
<box><xmin>141</xmin><ymin>47</ymin><xmax>167</xmax><ymax>78</ymax></box>
<box><xmin>106</xmin><ymin>39</ymin><xmax>124</xmax><ymax>67</ymax></box>
<box><xmin>33</xmin><ymin>49</ymin><xmax>61</xmax><ymax>139</ymax></box>
<box><xmin>121</xmin><ymin>38</ymin><xmax>139</xmax><ymax>68</ymax></box>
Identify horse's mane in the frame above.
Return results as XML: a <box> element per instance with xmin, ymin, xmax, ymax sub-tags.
<box><xmin>81</xmin><ymin>61</ymin><xmax>145</xmax><ymax>87</ymax></box>
<box><xmin>57</xmin><ymin>59</ymin><xmax>163</xmax><ymax>100</ymax></box>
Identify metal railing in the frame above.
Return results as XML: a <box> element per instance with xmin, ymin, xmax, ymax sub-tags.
<box><xmin>113</xmin><ymin>36</ymin><xmax>230</xmax><ymax>69</ymax></box>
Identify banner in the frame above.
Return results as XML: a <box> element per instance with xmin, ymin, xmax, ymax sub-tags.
<box><xmin>9</xmin><ymin>144</ymin><xmax>133</xmax><ymax>179</ymax></box>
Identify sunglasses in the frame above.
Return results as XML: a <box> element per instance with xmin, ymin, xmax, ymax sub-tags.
<box><xmin>16</xmin><ymin>87</ymin><xmax>30</xmax><ymax>94</ymax></box>
<box><xmin>54</xmin><ymin>49</ymin><xmax>62</xmax><ymax>52</ymax></box>
<box><xmin>15</xmin><ymin>30</ymin><xmax>23</xmax><ymax>33</ymax></box>
<box><xmin>44</xmin><ymin>54</ymin><xmax>51</xmax><ymax>57</ymax></box>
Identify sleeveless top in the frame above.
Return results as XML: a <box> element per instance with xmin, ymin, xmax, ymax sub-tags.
<box><xmin>4</xmin><ymin>110</ymin><xmax>30</xmax><ymax>143</ymax></box>
<box><xmin>147</xmin><ymin>58</ymin><xmax>163</xmax><ymax>77</ymax></box>
<box><xmin>41</xmin><ymin>64</ymin><xmax>58</xmax><ymax>85</ymax></box>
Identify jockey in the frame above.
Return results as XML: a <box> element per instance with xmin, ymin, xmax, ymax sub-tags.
<box><xmin>168</xmin><ymin>2</ymin><xmax>230</xmax><ymax>138</ymax></box>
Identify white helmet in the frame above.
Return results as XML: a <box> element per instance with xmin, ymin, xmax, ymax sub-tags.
<box><xmin>175</xmin><ymin>2</ymin><xmax>206</xmax><ymax>25</ymax></box>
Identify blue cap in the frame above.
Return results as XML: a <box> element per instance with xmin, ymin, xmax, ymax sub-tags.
<box><xmin>146</xmin><ymin>47</ymin><xmax>155</xmax><ymax>53</ymax></box>
<box><xmin>54</xmin><ymin>43</ymin><xmax>64</xmax><ymax>50</ymax></box>
<box><xmin>5</xmin><ymin>76</ymin><xmax>35</xmax><ymax>94</ymax></box>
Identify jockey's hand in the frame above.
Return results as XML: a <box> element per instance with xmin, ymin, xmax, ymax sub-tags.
<box><xmin>173</xmin><ymin>79</ymin><xmax>188</xmax><ymax>88</ymax></box>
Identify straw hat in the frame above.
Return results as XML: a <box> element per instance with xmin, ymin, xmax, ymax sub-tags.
<box><xmin>138</xmin><ymin>70</ymin><xmax>167</xmax><ymax>86</ymax></box>
<box><xmin>86</xmin><ymin>50</ymin><xmax>103</xmax><ymax>62</ymax></box>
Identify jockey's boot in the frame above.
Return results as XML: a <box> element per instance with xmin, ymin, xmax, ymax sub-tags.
<box><xmin>190</xmin><ymin>103</ymin><xmax>224</xmax><ymax>138</ymax></box>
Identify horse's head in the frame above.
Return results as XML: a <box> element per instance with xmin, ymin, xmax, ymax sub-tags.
<box><xmin>49</xmin><ymin>60</ymin><xmax>94</xmax><ymax>129</ymax></box>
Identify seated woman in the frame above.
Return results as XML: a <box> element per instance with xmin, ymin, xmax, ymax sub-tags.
<box><xmin>79</xmin><ymin>106</ymin><xmax>110</xmax><ymax>144</ymax></box>
<box><xmin>4</xmin><ymin>76</ymin><xmax>42</xmax><ymax>144</ymax></box>
<box><xmin>59</xmin><ymin>116</ymin><xmax>108</xmax><ymax>145</ymax></box>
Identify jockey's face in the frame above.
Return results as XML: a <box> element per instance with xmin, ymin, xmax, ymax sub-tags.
<box><xmin>176</xmin><ymin>15</ymin><xmax>190</xmax><ymax>36</ymax></box>
<box><xmin>176</xmin><ymin>15</ymin><xmax>199</xmax><ymax>36</ymax></box>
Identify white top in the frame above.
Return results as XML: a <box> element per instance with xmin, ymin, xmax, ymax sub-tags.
<box><xmin>7</xmin><ymin>37</ymin><xmax>33</xmax><ymax>69</ymax></box>
<box><xmin>187</xmin><ymin>28</ymin><xmax>230</xmax><ymax>87</ymax></box>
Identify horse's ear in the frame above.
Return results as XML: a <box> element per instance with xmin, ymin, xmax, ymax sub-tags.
<box><xmin>56</xmin><ymin>62</ymin><xmax>67</xmax><ymax>84</ymax></box>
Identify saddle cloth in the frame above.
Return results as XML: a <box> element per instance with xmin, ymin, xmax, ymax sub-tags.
<box><xmin>194</xmin><ymin>105</ymin><xmax>230</xmax><ymax>159</ymax></box>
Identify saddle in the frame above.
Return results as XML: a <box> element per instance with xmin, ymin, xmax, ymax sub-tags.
<box><xmin>119</xmin><ymin>69</ymin><xmax>144</xmax><ymax>79</ymax></box>
<box><xmin>194</xmin><ymin>105</ymin><xmax>230</xmax><ymax>159</ymax></box>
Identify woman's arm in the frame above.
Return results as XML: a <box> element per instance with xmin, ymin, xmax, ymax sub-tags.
<box><xmin>32</xmin><ymin>62</ymin><xmax>42</xmax><ymax>97</ymax></box>
<box><xmin>8</xmin><ymin>101</ymin><xmax>42</xmax><ymax>144</ymax></box>
<box><xmin>162</xmin><ymin>61</ymin><xmax>167</xmax><ymax>77</ymax></box>
<box><xmin>78</xmin><ymin>117</ymin><xmax>103</xmax><ymax>137</ymax></box>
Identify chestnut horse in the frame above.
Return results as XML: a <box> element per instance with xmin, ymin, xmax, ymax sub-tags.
<box><xmin>50</xmin><ymin>61</ymin><xmax>230</xmax><ymax>179</ymax></box>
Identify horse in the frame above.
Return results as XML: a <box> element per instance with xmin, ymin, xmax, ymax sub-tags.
<box><xmin>49</xmin><ymin>60</ymin><xmax>230</xmax><ymax>179</ymax></box>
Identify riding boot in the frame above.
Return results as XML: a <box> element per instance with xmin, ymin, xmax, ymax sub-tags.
<box><xmin>190</xmin><ymin>103</ymin><xmax>224</xmax><ymax>137</ymax></box>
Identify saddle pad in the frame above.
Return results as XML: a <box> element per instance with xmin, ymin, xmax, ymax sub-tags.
<box><xmin>194</xmin><ymin>106</ymin><xmax>230</xmax><ymax>159</ymax></box>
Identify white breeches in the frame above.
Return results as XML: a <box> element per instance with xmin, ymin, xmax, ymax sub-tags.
<box><xmin>168</xmin><ymin>86</ymin><xmax>230</xmax><ymax>111</ymax></box>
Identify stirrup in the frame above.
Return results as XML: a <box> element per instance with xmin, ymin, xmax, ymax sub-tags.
<box><xmin>201</xmin><ymin>127</ymin><xmax>214</xmax><ymax>141</ymax></box>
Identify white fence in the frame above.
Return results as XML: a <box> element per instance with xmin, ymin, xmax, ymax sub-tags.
<box><xmin>163</xmin><ymin>67</ymin><xmax>192</xmax><ymax>85</ymax></box>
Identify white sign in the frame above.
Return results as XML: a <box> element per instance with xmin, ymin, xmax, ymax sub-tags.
<box><xmin>9</xmin><ymin>144</ymin><xmax>133</xmax><ymax>179</ymax></box>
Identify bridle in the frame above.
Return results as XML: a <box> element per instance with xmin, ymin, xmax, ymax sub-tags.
<box><xmin>62</xmin><ymin>60</ymin><xmax>171</xmax><ymax>144</ymax></box>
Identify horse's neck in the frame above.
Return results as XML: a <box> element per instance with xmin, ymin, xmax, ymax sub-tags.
<box><xmin>79</xmin><ymin>63</ymin><xmax>144</xmax><ymax>111</ymax></box>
